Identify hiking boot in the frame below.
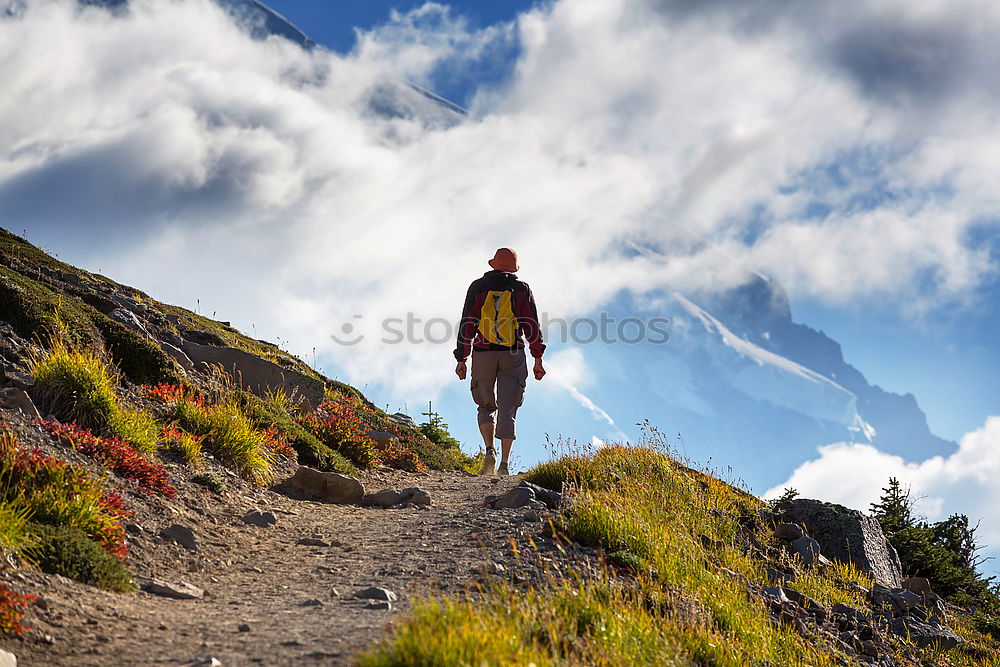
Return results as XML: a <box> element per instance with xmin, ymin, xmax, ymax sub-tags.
<box><xmin>480</xmin><ymin>448</ymin><xmax>497</xmax><ymax>476</ymax></box>
<box><xmin>497</xmin><ymin>462</ymin><xmax>509</xmax><ymax>476</ymax></box>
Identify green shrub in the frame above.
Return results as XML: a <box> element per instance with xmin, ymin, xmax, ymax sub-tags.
<box><xmin>870</xmin><ymin>478</ymin><xmax>1000</xmax><ymax>614</ymax></box>
<box><xmin>31</xmin><ymin>524</ymin><xmax>134</xmax><ymax>592</ymax></box>
<box><xmin>191</xmin><ymin>471</ymin><xmax>226</xmax><ymax>494</ymax></box>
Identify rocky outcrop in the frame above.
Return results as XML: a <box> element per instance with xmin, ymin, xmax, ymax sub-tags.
<box><xmin>181</xmin><ymin>341</ymin><xmax>324</xmax><ymax>411</ymax></box>
<box><xmin>776</xmin><ymin>498</ymin><xmax>902</xmax><ymax>588</ymax></box>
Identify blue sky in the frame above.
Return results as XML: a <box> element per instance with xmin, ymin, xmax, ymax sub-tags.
<box><xmin>263</xmin><ymin>0</ymin><xmax>535</xmax><ymax>54</ymax></box>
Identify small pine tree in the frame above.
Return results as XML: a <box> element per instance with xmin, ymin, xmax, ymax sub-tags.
<box><xmin>870</xmin><ymin>477</ymin><xmax>914</xmax><ymax>535</ymax></box>
<box><xmin>419</xmin><ymin>402</ymin><xmax>461</xmax><ymax>450</ymax></box>
<box><xmin>775</xmin><ymin>487</ymin><xmax>799</xmax><ymax>503</ymax></box>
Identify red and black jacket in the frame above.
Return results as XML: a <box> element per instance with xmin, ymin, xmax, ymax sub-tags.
<box><xmin>454</xmin><ymin>270</ymin><xmax>546</xmax><ymax>362</ymax></box>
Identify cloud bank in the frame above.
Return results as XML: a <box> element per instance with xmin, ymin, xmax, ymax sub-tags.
<box><xmin>2</xmin><ymin>0</ymin><xmax>999</xmax><ymax>399</ymax></box>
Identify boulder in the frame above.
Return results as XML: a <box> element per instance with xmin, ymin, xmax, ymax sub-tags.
<box><xmin>0</xmin><ymin>387</ymin><xmax>40</xmax><ymax>419</ymax></box>
<box><xmin>0</xmin><ymin>649</ymin><xmax>15</xmax><ymax>667</ymax></box>
<box><xmin>889</xmin><ymin>617</ymin><xmax>962</xmax><ymax>650</ymax></box>
<box><xmin>387</xmin><ymin>413</ymin><xmax>417</xmax><ymax>428</ymax></box>
<box><xmin>290</xmin><ymin>466</ymin><xmax>365</xmax><ymax>504</ymax></box>
<box><xmin>890</xmin><ymin>588</ymin><xmax>922</xmax><ymax>613</ymax></box>
<box><xmin>518</xmin><ymin>481</ymin><xmax>562</xmax><ymax>509</ymax></box>
<box><xmin>161</xmin><ymin>342</ymin><xmax>195</xmax><ymax>371</ymax></box>
<box><xmin>142</xmin><ymin>579</ymin><xmax>204</xmax><ymax>600</ymax></box>
<box><xmin>108</xmin><ymin>308</ymin><xmax>148</xmax><ymax>336</ymax></box>
<box><xmin>181</xmin><ymin>341</ymin><xmax>323</xmax><ymax>411</ymax></box>
<box><xmin>776</xmin><ymin>498</ymin><xmax>902</xmax><ymax>587</ymax></box>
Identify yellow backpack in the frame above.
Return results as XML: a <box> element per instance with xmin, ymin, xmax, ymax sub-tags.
<box><xmin>479</xmin><ymin>290</ymin><xmax>518</xmax><ymax>346</ymax></box>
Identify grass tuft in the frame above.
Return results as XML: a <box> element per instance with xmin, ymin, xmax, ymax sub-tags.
<box><xmin>30</xmin><ymin>334</ymin><xmax>160</xmax><ymax>453</ymax></box>
<box><xmin>166</xmin><ymin>394</ymin><xmax>276</xmax><ymax>485</ymax></box>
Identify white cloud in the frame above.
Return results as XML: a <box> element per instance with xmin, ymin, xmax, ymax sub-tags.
<box><xmin>765</xmin><ymin>416</ymin><xmax>1000</xmax><ymax>567</ymax></box>
<box><xmin>1</xmin><ymin>0</ymin><xmax>1000</xmax><ymax>403</ymax></box>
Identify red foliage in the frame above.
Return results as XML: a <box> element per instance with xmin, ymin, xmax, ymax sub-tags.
<box><xmin>262</xmin><ymin>425</ymin><xmax>296</xmax><ymax>460</ymax></box>
<box><xmin>299</xmin><ymin>398</ymin><xmax>381</xmax><ymax>469</ymax></box>
<box><xmin>0</xmin><ymin>583</ymin><xmax>35</xmax><ymax>636</ymax></box>
<box><xmin>381</xmin><ymin>442</ymin><xmax>427</xmax><ymax>473</ymax></box>
<box><xmin>35</xmin><ymin>419</ymin><xmax>175</xmax><ymax>498</ymax></box>
<box><xmin>1</xmin><ymin>440</ymin><xmax>131</xmax><ymax>559</ymax></box>
<box><xmin>142</xmin><ymin>383</ymin><xmax>204</xmax><ymax>407</ymax></box>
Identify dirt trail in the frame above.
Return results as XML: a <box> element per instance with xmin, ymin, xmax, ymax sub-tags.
<box><xmin>1</xmin><ymin>468</ymin><xmax>529</xmax><ymax>666</ymax></box>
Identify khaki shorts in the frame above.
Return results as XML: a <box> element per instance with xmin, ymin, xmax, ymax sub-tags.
<box><xmin>470</xmin><ymin>348</ymin><xmax>529</xmax><ymax>440</ymax></box>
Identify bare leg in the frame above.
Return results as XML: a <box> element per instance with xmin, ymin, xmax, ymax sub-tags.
<box><xmin>479</xmin><ymin>422</ymin><xmax>496</xmax><ymax>452</ymax></box>
<box><xmin>499</xmin><ymin>438</ymin><xmax>514</xmax><ymax>465</ymax></box>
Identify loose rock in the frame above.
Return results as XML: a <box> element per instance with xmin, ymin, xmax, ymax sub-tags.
<box><xmin>354</xmin><ymin>586</ymin><xmax>397</xmax><ymax>602</ymax></box>
<box><xmin>491</xmin><ymin>487</ymin><xmax>536</xmax><ymax>510</ymax></box>
<box><xmin>889</xmin><ymin>616</ymin><xmax>962</xmax><ymax>650</ymax></box>
<box><xmin>0</xmin><ymin>387</ymin><xmax>39</xmax><ymax>419</ymax></box>
<box><xmin>790</xmin><ymin>536</ymin><xmax>822</xmax><ymax>565</ymax></box>
<box><xmin>290</xmin><ymin>466</ymin><xmax>365</xmax><ymax>504</ymax></box>
<box><xmin>242</xmin><ymin>510</ymin><xmax>277</xmax><ymax>528</ymax></box>
<box><xmin>517</xmin><ymin>481</ymin><xmax>562</xmax><ymax>509</ymax></box>
<box><xmin>297</xmin><ymin>537</ymin><xmax>331</xmax><ymax>547</ymax></box>
<box><xmin>773</xmin><ymin>522</ymin><xmax>804</xmax><ymax>541</ymax></box>
<box><xmin>160</xmin><ymin>524</ymin><xmax>199</xmax><ymax>551</ymax></box>
<box><xmin>0</xmin><ymin>649</ymin><xmax>15</xmax><ymax>667</ymax></box>
<box><xmin>363</xmin><ymin>489</ymin><xmax>406</xmax><ymax>508</ymax></box>
<box><xmin>142</xmin><ymin>579</ymin><xmax>204</xmax><ymax>600</ymax></box>
<box><xmin>902</xmin><ymin>576</ymin><xmax>932</xmax><ymax>596</ymax></box>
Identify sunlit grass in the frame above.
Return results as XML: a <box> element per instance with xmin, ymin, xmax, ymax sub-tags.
<box><xmin>364</xmin><ymin>439</ymin><xmax>840</xmax><ymax>666</ymax></box>
<box><xmin>168</xmin><ymin>396</ymin><xmax>276</xmax><ymax>484</ymax></box>
<box><xmin>30</xmin><ymin>333</ymin><xmax>159</xmax><ymax>453</ymax></box>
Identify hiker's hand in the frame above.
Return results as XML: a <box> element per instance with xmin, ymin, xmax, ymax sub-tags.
<box><xmin>455</xmin><ymin>361</ymin><xmax>467</xmax><ymax>380</ymax></box>
<box><xmin>533</xmin><ymin>358</ymin><xmax>546</xmax><ymax>381</ymax></box>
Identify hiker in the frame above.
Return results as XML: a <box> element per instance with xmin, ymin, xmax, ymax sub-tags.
<box><xmin>454</xmin><ymin>248</ymin><xmax>546</xmax><ymax>475</ymax></box>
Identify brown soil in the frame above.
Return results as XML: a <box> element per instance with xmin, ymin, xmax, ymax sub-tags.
<box><xmin>0</xmin><ymin>432</ymin><xmax>545</xmax><ymax>666</ymax></box>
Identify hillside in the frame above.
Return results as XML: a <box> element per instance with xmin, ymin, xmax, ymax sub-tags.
<box><xmin>1</xmin><ymin>230</ymin><xmax>998</xmax><ymax>666</ymax></box>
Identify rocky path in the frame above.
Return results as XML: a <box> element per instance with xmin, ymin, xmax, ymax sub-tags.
<box><xmin>1</xmin><ymin>469</ymin><xmax>530</xmax><ymax>666</ymax></box>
